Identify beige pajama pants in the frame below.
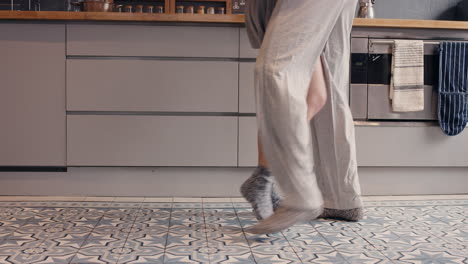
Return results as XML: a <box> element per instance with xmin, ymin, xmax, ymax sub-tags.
<box><xmin>246</xmin><ymin>0</ymin><xmax>363</xmax><ymax>211</ymax></box>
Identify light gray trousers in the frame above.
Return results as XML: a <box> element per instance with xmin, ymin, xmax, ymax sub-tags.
<box><xmin>246</xmin><ymin>0</ymin><xmax>363</xmax><ymax>210</ymax></box>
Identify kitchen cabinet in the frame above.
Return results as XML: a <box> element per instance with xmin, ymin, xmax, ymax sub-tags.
<box><xmin>0</xmin><ymin>23</ymin><xmax>66</xmax><ymax>166</ymax></box>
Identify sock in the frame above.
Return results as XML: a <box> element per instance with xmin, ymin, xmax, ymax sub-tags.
<box><xmin>240</xmin><ymin>166</ymin><xmax>276</xmax><ymax>220</ymax></box>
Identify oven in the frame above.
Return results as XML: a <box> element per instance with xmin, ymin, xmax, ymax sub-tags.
<box><xmin>350</xmin><ymin>37</ymin><xmax>439</xmax><ymax>121</ymax></box>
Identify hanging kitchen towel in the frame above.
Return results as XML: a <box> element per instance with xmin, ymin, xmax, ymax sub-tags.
<box><xmin>438</xmin><ymin>42</ymin><xmax>468</xmax><ymax>136</ymax></box>
<box><xmin>390</xmin><ymin>40</ymin><xmax>425</xmax><ymax>112</ymax></box>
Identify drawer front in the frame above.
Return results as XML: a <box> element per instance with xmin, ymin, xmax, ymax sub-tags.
<box><xmin>67</xmin><ymin>24</ymin><xmax>239</xmax><ymax>57</ymax></box>
<box><xmin>239</xmin><ymin>62</ymin><xmax>256</xmax><ymax>113</ymax></box>
<box><xmin>67</xmin><ymin>59</ymin><xmax>238</xmax><ymax>112</ymax></box>
<box><xmin>240</xmin><ymin>28</ymin><xmax>258</xmax><ymax>58</ymax></box>
<box><xmin>356</xmin><ymin>125</ymin><xmax>468</xmax><ymax>167</ymax></box>
<box><xmin>238</xmin><ymin>117</ymin><xmax>258</xmax><ymax>167</ymax></box>
<box><xmin>67</xmin><ymin>115</ymin><xmax>238</xmax><ymax>166</ymax></box>
<box><xmin>368</xmin><ymin>85</ymin><xmax>437</xmax><ymax>120</ymax></box>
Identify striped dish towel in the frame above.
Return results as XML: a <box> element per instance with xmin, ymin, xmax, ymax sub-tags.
<box><xmin>390</xmin><ymin>40</ymin><xmax>425</xmax><ymax>112</ymax></box>
<box><xmin>438</xmin><ymin>42</ymin><xmax>468</xmax><ymax>136</ymax></box>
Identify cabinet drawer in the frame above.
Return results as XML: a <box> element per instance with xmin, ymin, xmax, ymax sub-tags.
<box><xmin>67</xmin><ymin>24</ymin><xmax>238</xmax><ymax>58</ymax></box>
<box><xmin>368</xmin><ymin>85</ymin><xmax>437</xmax><ymax>120</ymax></box>
<box><xmin>239</xmin><ymin>62</ymin><xmax>256</xmax><ymax>113</ymax></box>
<box><xmin>356</xmin><ymin>125</ymin><xmax>468</xmax><ymax>167</ymax></box>
<box><xmin>238</xmin><ymin>117</ymin><xmax>258</xmax><ymax>167</ymax></box>
<box><xmin>67</xmin><ymin>115</ymin><xmax>237</xmax><ymax>166</ymax></box>
<box><xmin>240</xmin><ymin>28</ymin><xmax>258</xmax><ymax>58</ymax></box>
<box><xmin>67</xmin><ymin>59</ymin><xmax>238</xmax><ymax>112</ymax></box>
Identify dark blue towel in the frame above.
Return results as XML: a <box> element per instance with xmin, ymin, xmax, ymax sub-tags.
<box><xmin>438</xmin><ymin>42</ymin><xmax>468</xmax><ymax>136</ymax></box>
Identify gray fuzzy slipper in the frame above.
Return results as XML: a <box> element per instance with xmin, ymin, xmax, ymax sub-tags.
<box><xmin>319</xmin><ymin>208</ymin><xmax>364</xmax><ymax>222</ymax></box>
<box><xmin>240</xmin><ymin>166</ymin><xmax>281</xmax><ymax>220</ymax></box>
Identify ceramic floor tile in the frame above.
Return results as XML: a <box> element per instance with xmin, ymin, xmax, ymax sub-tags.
<box><xmin>230</xmin><ymin>197</ymin><xmax>248</xmax><ymax>203</ymax></box>
<box><xmin>84</xmin><ymin>196</ymin><xmax>116</xmax><ymax>202</ymax></box>
<box><xmin>140</xmin><ymin>203</ymin><xmax>173</xmax><ymax>209</ymax></box>
<box><xmin>204</xmin><ymin>208</ymin><xmax>255</xmax><ymax>263</ymax></box>
<box><xmin>0</xmin><ymin>197</ymin><xmax>466</xmax><ymax>264</ymax></box>
<box><xmin>164</xmin><ymin>233</ymin><xmax>209</xmax><ymax>263</ymax></box>
<box><xmin>234</xmin><ymin>207</ymin><xmax>301</xmax><ymax>264</ymax></box>
<box><xmin>173</xmin><ymin>197</ymin><xmax>203</xmax><ymax>203</ymax></box>
<box><xmin>114</xmin><ymin>197</ymin><xmax>145</xmax><ymax>203</ymax></box>
<box><xmin>142</xmin><ymin>197</ymin><xmax>173</xmax><ymax>203</ymax></box>
<box><xmin>71</xmin><ymin>240</ymin><xmax>126</xmax><ymax>263</ymax></box>
<box><xmin>202</xmin><ymin>198</ymin><xmax>233</xmax><ymax>203</ymax></box>
<box><xmin>115</xmin><ymin>239</ymin><xmax>165</xmax><ymax>264</ymax></box>
<box><xmin>133</xmin><ymin>208</ymin><xmax>171</xmax><ymax>222</ymax></box>
<box><xmin>0</xmin><ymin>239</ymin><xmax>80</xmax><ymax>264</ymax></box>
<box><xmin>203</xmin><ymin>203</ymin><xmax>235</xmax><ymax>209</ymax></box>
<box><xmin>172</xmin><ymin>203</ymin><xmax>203</xmax><ymax>209</ymax></box>
<box><xmin>397</xmin><ymin>248</ymin><xmax>467</xmax><ymax>263</ymax></box>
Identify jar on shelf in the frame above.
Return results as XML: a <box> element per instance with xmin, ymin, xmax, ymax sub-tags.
<box><xmin>207</xmin><ymin>7</ymin><xmax>215</xmax><ymax>14</ymax></box>
<box><xmin>185</xmin><ymin>5</ymin><xmax>194</xmax><ymax>14</ymax></box>
<box><xmin>135</xmin><ymin>5</ymin><xmax>144</xmax><ymax>13</ymax></box>
<box><xmin>155</xmin><ymin>5</ymin><xmax>164</xmax><ymax>13</ymax></box>
<box><xmin>145</xmin><ymin>5</ymin><xmax>153</xmax><ymax>13</ymax></box>
<box><xmin>124</xmin><ymin>5</ymin><xmax>132</xmax><ymax>12</ymax></box>
<box><xmin>176</xmin><ymin>5</ymin><xmax>184</xmax><ymax>13</ymax></box>
<box><xmin>114</xmin><ymin>4</ymin><xmax>123</xmax><ymax>12</ymax></box>
<box><xmin>197</xmin><ymin>5</ymin><xmax>205</xmax><ymax>14</ymax></box>
<box><xmin>216</xmin><ymin>7</ymin><xmax>225</xmax><ymax>14</ymax></box>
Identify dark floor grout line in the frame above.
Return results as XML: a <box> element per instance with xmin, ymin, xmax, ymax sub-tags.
<box><xmin>67</xmin><ymin>209</ymin><xmax>109</xmax><ymax>264</ymax></box>
<box><xmin>232</xmin><ymin>206</ymin><xmax>258</xmax><ymax>264</ymax></box>
<box><xmin>201</xmin><ymin>199</ymin><xmax>214</xmax><ymax>264</ymax></box>
<box><xmin>161</xmin><ymin>201</ymin><xmax>174</xmax><ymax>264</ymax></box>
<box><xmin>279</xmin><ymin>230</ymin><xmax>304</xmax><ymax>264</ymax></box>
<box><xmin>119</xmin><ymin>202</ymin><xmax>145</xmax><ymax>264</ymax></box>
<box><xmin>345</xmin><ymin>223</ymin><xmax>397</xmax><ymax>264</ymax></box>
<box><xmin>307</xmin><ymin>221</ymin><xmax>353</xmax><ymax>264</ymax></box>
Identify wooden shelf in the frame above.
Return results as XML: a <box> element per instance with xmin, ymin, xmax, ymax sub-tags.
<box><xmin>0</xmin><ymin>11</ymin><xmax>244</xmax><ymax>23</ymax></box>
<box><xmin>2</xmin><ymin>12</ymin><xmax>468</xmax><ymax>30</ymax></box>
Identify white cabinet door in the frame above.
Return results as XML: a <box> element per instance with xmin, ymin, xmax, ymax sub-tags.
<box><xmin>0</xmin><ymin>23</ymin><xmax>66</xmax><ymax>166</ymax></box>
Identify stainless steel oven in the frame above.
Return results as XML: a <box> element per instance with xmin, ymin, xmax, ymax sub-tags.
<box><xmin>350</xmin><ymin>37</ymin><xmax>439</xmax><ymax>121</ymax></box>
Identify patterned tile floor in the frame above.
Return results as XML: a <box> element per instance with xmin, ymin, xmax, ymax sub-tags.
<box><xmin>0</xmin><ymin>196</ymin><xmax>466</xmax><ymax>263</ymax></box>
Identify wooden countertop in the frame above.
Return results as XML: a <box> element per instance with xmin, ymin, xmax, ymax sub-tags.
<box><xmin>1</xmin><ymin>11</ymin><xmax>468</xmax><ymax>30</ymax></box>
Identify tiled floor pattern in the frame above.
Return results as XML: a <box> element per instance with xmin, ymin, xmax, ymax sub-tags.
<box><xmin>0</xmin><ymin>197</ymin><xmax>466</xmax><ymax>263</ymax></box>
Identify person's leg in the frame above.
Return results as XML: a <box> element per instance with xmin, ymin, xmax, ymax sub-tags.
<box><xmin>240</xmin><ymin>0</ymin><xmax>280</xmax><ymax>221</ymax></box>
<box><xmin>247</xmin><ymin>0</ymin><xmax>353</xmax><ymax>234</ymax></box>
<box><xmin>311</xmin><ymin>0</ymin><xmax>364</xmax><ymax>221</ymax></box>
<box><xmin>246</xmin><ymin>58</ymin><xmax>327</xmax><ymax>219</ymax></box>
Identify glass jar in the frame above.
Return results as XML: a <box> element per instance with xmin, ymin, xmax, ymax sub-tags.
<box><xmin>197</xmin><ymin>5</ymin><xmax>205</xmax><ymax>14</ymax></box>
<box><xmin>216</xmin><ymin>7</ymin><xmax>225</xmax><ymax>14</ymax></box>
<box><xmin>124</xmin><ymin>5</ymin><xmax>133</xmax><ymax>12</ymax></box>
<box><xmin>185</xmin><ymin>5</ymin><xmax>194</xmax><ymax>14</ymax></box>
<box><xmin>155</xmin><ymin>5</ymin><xmax>164</xmax><ymax>13</ymax></box>
<box><xmin>145</xmin><ymin>5</ymin><xmax>153</xmax><ymax>13</ymax></box>
<box><xmin>207</xmin><ymin>7</ymin><xmax>215</xmax><ymax>14</ymax></box>
<box><xmin>135</xmin><ymin>5</ymin><xmax>143</xmax><ymax>13</ymax></box>
<box><xmin>176</xmin><ymin>5</ymin><xmax>184</xmax><ymax>13</ymax></box>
